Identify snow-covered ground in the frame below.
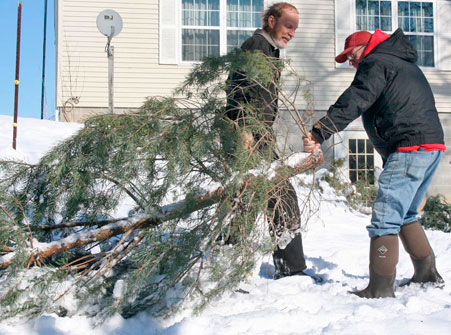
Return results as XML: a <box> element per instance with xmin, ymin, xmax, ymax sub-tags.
<box><xmin>0</xmin><ymin>115</ymin><xmax>450</xmax><ymax>335</ymax></box>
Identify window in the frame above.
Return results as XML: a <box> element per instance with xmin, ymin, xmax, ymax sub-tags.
<box><xmin>182</xmin><ymin>0</ymin><xmax>220</xmax><ymax>61</ymax></box>
<box><xmin>348</xmin><ymin>139</ymin><xmax>375</xmax><ymax>184</ymax></box>
<box><xmin>354</xmin><ymin>0</ymin><xmax>435</xmax><ymax>67</ymax></box>
<box><xmin>356</xmin><ymin>0</ymin><xmax>392</xmax><ymax>31</ymax></box>
<box><xmin>181</xmin><ymin>0</ymin><xmax>264</xmax><ymax>61</ymax></box>
<box><xmin>226</xmin><ymin>0</ymin><xmax>264</xmax><ymax>52</ymax></box>
<box><xmin>398</xmin><ymin>1</ymin><xmax>434</xmax><ymax>66</ymax></box>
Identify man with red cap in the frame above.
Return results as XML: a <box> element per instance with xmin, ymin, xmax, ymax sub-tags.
<box><xmin>304</xmin><ymin>28</ymin><xmax>446</xmax><ymax>298</ymax></box>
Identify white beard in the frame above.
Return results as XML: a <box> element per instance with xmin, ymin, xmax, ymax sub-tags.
<box><xmin>270</xmin><ymin>35</ymin><xmax>287</xmax><ymax>49</ymax></box>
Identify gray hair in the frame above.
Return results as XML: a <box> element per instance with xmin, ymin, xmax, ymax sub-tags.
<box><xmin>262</xmin><ymin>2</ymin><xmax>298</xmax><ymax>30</ymax></box>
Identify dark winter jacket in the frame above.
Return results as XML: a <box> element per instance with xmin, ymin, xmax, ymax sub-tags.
<box><xmin>226</xmin><ymin>29</ymin><xmax>280</xmax><ymax>128</ymax></box>
<box><xmin>311</xmin><ymin>28</ymin><xmax>445</xmax><ymax>162</ymax></box>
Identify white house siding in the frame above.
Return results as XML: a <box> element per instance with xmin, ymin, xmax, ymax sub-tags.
<box><xmin>56</xmin><ymin>0</ymin><xmax>191</xmax><ymax>121</ymax></box>
<box><xmin>286</xmin><ymin>1</ymin><xmax>344</xmax><ymax>112</ymax></box>
<box><xmin>56</xmin><ymin>0</ymin><xmax>451</xmax><ymax>117</ymax></box>
<box><xmin>432</xmin><ymin>114</ymin><xmax>451</xmax><ymax>200</ymax></box>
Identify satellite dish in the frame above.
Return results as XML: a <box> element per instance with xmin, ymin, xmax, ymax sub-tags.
<box><xmin>96</xmin><ymin>9</ymin><xmax>123</xmax><ymax>38</ymax></box>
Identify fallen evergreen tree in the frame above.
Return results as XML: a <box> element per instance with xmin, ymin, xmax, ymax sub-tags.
<box><xmin>0</xmin><ymin>50</ymin><xmax>321</xmax><ymax>320</ymax></box>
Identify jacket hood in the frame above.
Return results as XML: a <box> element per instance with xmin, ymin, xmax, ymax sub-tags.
<box><xmin>369</xmin><ymin>28</ymin><xmax>418</xmax><ymax>63</ymax></box>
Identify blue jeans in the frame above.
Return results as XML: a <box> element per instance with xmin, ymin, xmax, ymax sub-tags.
<box><xmin>367</xmin><ymin>149</ymin><xmax>443</xmax><ymax>237</ymax></box>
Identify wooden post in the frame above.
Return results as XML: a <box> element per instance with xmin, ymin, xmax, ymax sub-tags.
<box><xmin>13</xmin><ymin>1</ymin><xmax>22</xmax><ymax>150</ymax></box>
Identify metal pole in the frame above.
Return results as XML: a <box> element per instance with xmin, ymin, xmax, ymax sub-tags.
<box><xmin>13</xmin><ymin>1</ymin><xmax>22</xmax><ymax>150</ymax></box>
<box><xmin>40</xmin><ymin>0</ymin><xmax>48</xmax><ymax>120</ymax></box>
<box><xmin>108</xmin><ymin>44</ymin><xmax>114</xmax><ymax>114</ymax></box>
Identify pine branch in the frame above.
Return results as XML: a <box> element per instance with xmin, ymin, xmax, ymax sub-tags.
<box><xmin>100</xmin><ymin>173</ymin><xmax>146</xmax><ymax>209</ymax></box>
<box><xmin>39</xmin><ymin>217</ymin><xmax>128</xmax><ymax>230</ymax></box>
<box><xmin>0</xmin><ymin>151</ymin><xmax>322</xmax><ymax>270</ymax></box>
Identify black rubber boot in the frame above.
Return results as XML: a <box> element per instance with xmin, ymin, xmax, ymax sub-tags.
<box><xmin>273</xmin><ymin>234</ymin><xmax>307</xmax><ymax>279</ymax></box>
<box><xmin>350</xmin><ymin>235</ymin><xmax>398</xmax><ymax>298</ymax></box>
<box><xmin>399</xmin><ymin>221</ymin><xmax>444</xmax><ymax>287</ymax></box>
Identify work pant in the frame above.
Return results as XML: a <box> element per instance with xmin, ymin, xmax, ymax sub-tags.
<box><xmin>368</xmin><ymin>149</ymin><xmax>443</xmax><ymax>237</ymax></box>
<box><xmin>269</xmin><ymin>178</ymin><xmax>306</xmax><ymax>274</ymax></box>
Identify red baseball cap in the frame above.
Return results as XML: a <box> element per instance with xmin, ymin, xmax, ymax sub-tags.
<box><xmin>335</xmin><ymin>31</ymin><xmax>372</xmax><ymax>63</ymax></box>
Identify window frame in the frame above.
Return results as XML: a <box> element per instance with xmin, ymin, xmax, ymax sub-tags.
<box><xmin>348</xmin><ymin>138</ymin><xmax>376</xmax><ymax>184</ymax></box>
<box><xmin>180</xmin><ymin>0</ymin><xmax>266</xmax><ymax>64</ymax></box>
<box><xmin>345</xmin><ymin>0</ymin><xmax>439</xmax><ymax>70</ymax></box>
<box><xmin>393</xmin><ymin>0</ymin><xmax>437</xmax><ymax>68</ymax></box>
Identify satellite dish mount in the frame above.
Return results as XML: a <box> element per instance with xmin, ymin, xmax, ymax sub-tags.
<box><xmin>97</xmin><ymin>10</ymin><xmax>123</xmax><ymax>113</ymax></box>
